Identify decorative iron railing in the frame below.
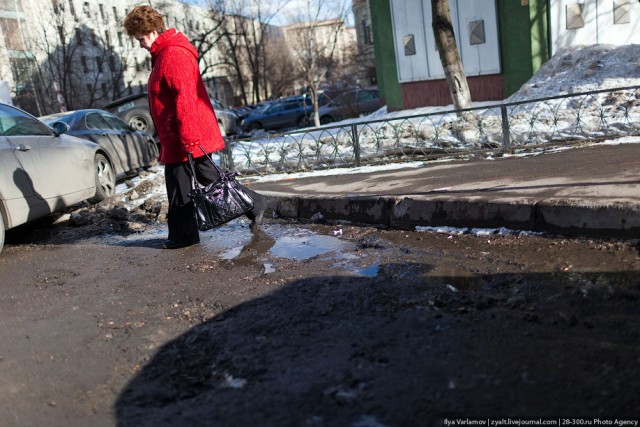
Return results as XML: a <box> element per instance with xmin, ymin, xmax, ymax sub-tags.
<box><xmin>220</xmin><ymin>85</ymin><xmax>640</xmax><ymax>175</ymax></box>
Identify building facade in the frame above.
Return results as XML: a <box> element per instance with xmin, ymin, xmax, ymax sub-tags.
<box><xmin>371</xmin><ymin>0</ymin><xmax>640</xmax><ymax>111</ymax></box>
<box><xmin>0</xmin><ymin>0</ymin><xmax>233</xmax><ymax>115</ymax></box>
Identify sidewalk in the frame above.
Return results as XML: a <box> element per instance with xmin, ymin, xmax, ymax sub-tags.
<box><xmin>247</xmin><ymin>143</ymin><xmax>640</xmax><ymax>239</ymax></box>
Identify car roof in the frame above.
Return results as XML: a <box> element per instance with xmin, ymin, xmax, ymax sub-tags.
<box><xmin>103</xmin><ymin>92</ymin><xmax>148</xmax><ymax>108</ymax></box>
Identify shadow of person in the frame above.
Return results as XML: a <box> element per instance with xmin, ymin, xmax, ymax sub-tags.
<box><xmin>115</xmin><ymin>267</ymin><xmax>640</xmax><ymax>426</ymax></box>
<box><xmin>5</xmin><ymin>168</ymin><xmax>65</xmax><ymax>244</ymax></box>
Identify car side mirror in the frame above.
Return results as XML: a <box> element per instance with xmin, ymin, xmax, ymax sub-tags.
<box><xmin>50</xmin><ymin>121</ymin><xmax>70</xmax><ymax>135</ymax></box>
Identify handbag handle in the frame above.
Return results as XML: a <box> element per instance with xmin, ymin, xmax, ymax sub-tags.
<box><xmin>187</xmin><ymin>145</ymin><xmax>230</xmax><ymax>189</ymax></box>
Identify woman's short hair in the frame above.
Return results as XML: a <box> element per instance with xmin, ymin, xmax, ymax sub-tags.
<box><xmin>124</xmin><ymin>5</ymin><xmax>166</xmax><ymax>36</ymax></box>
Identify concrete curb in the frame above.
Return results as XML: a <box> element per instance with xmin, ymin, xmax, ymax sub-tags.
<box><xmin>264</xmin><ymin>193</ymin><xmax>640</xmax><ymax>239</ymax></box>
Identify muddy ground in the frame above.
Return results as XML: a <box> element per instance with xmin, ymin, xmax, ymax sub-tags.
<box><xmin>1</xmin><ymin>174</ymin><xmax>639</xmax><ymax>427</ymax></box>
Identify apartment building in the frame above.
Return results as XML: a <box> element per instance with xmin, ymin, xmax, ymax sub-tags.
<box><xmin>0</xmin><ymin>0</ymin><xmax>231</xmax><ymax>115</ymax></box>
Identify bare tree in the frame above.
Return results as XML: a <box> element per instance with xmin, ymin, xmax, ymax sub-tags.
<box><xmin>284</xmin><ymin>0</ymin><xmax>353</xmax><ymax>127</ymax></box>
<box><xmin>25</xmin><ymin>3</ymin><xmax>132</xmax><ymax>114</ymax></box>
<box><xmin>431</xmin><ymin>0</ymin><xmax>472</xmax><ymax>112</ymax></box>
<box><xmin>211</xmin><ymin>0</ymin><xmax>290</xmax><ymax>105</ymax></box>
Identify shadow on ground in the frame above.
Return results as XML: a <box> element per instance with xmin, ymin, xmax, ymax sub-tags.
<box><xmin>115</xmin><ymin>265</ymin><xmax>640</xmax><ymax>426</ymax></box>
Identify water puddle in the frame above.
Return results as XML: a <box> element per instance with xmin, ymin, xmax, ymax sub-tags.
<box><xmin>269</xmin><ymin>234</ymin><xmax>348</xmax><ymax>260</ymax></box>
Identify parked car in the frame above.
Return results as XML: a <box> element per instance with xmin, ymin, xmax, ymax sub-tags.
<box><xmin>318</xmin><ymin>89</ymin><xmax>385</xmax><ymax>124</ymax></box>
<box><xmin>40</xmin><ymin>109</ymin><xmax>158</xmax><ymax>180</ymax></box>
<box><xmin>209</xmin><ymin>98</ymin><xmax>239</xmax><ymax>137</ymax></box>
<box><xmin>103</xmin><ymin>92</ymin><xmax>155</xmax><ymax>136</ymax></box>
<box><xmin>103</xmin><ymin>92</ymin><xmax>239</xmax><ymax>137</ymax></box>
<box><xmin>240</xmin><ymin>96</ymin><xmax>313</xmax><ymax>132</ymax></box>
<box><xmin>0</xmin><ymin>102</ymin><xmax>116</xmax><ymax>253</ymax></box>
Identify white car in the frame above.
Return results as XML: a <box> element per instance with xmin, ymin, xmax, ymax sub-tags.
<box><xmin>0</xmin><ymin>103</ymin><xmax>116</xmax><ymax>253</ymax></box>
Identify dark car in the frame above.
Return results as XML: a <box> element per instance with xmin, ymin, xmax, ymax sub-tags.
<box><xmin>241</xmin><ymin>96</ymin><xmax>313</xmax><ymax>132</ymax></box>
<box><xmin>103</xmin><ymin>92</ymin><xmax>239</xmax><ymax>137</ymax></box>
<box><xmin>40</xmin><ymin>109</ymin><xmax>158</xmax><ymax>179</ymax></box>
<box><xmin>103</xmin><ymin>92</ymin><xmax>155</xmax><ymax>136</ymax></box>
<box><xmin>318</xmin><ymin>89</ymin><xmax>385</xmax><ymax>124</ymax></box>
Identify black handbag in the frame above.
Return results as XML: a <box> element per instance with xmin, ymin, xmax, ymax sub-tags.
<box><xmin>187</xmin><ymin>148</ymin><xmax>254</xmax><ymax>231</ymax></box>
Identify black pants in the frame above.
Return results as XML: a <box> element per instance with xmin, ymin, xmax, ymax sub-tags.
<box><xmin>164</xmin><ymin>156</ymin><xmax>261</xmax><ymax>243</ymax></box>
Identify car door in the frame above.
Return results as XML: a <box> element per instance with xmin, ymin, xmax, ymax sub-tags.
<box><xmin>356</xmin><ymin>90</ymin><xmax>383</xmax><ymax>116</ymax></box>
<box><xmin>101</xmin><ymin>111</ymin><xmax>146</xmax><ymax>172</ymax></box>
<box><xmin>263</xmin><ymin>102</ymin><xmax>286</xmax><ymax>130</ymax></box>
<box><xmin>335</xmin><ymin>91</ymin><xmax>358</xmax><ymax>119</ymax></box>
<box><xmin>0</xmin><ymin>104</ymin><xmax>95</xmax><ymax>221</ymax></box>
<box><xmin>85</xmin><ymin>111</ymin><xmax>128</xmax><ymax>175</ymax></box>
<box><xmin>0</xmin><ymin>135</ymin><xmax>36</xmax><ymax>227</ymax></box>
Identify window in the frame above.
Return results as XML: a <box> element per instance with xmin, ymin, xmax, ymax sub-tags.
<box><xmin>361</xmin><ymin>19</ymin><xmax>372</xmax><ymax>45</ymax></box>
<box><xmin>358</xmin><ymin>90</ymin><xmax>376</xmax><ymax>102</ymax></box>
<box><xmin>68</xmin><ymin>0</ymin><xmax>76</xmax><ymax>18</ymax></box>
<box><xmin>614</xmin><ymin>0</ymin><xmax>630</xmax><ymax>24</ymax></box>
<box><xmin>117</xmin><ymin>31</ymin><xmax>123</xmax><ymax>47</ymax></box>
<box><xmin>57</xmin><ymin>25</ymin><xmax>65</xmax><ymax>44</ymax></box>
<box><xmin>102</xmin><ymin>113</ymin><xmax>128</xmax><ymax>131</ymax></box>
<box><xmin>75</xmin><ymin>28</ymin><xmax>83</xmax><ymax>45</ymax></box>
<box><xmin>91</xmin><ymin>31</ymin><xmax>97</xmax><ymax>46</ymax></box>
<box><xmin>81</xmin><ymin>56</ymin><xmax>88</xmax><ymax>73</ymax></box>
<box><xmin>98</xmin><ymin>3</ymin><xmax>105</xmax><ymax>20</ymax></box>
<box><xmin>469</xmin><ymin>20</ymin><xmax>486</xmax><ymax>45</ymax></box>
<box><xmin>52</xmin><ymin>0</ymin><xmax>60</xmax><ymax>14</ymax></box>
<box><xmin>95</xmin><ymin>56</ymin><xmax>103</xmax><ymax>72</ymax></box>
<box><xmin>85</xmin><ymin>112</ymin><xmax>110</xmax><ymax>130</ymax></box>
<box><xmin>83</xmin><ymin>1</ymin><xmax>90</xmax><ymax>18</ymax></box>
<box><xmin>104</xmin><ymin>30</ymin><xmax>110</xmax><ymax>46</ymax></box>
<box><xmin>566</xmin><ymin>3</ymin><xmax>585</xmax><ymax>29</ymax></box>
<box><xmin>112</xmin><ymin>6</ymin><xmax>117</xmax><ymax>19</ymax></box>
<box><xmin>1</xmin><ymin>18</ymin><xmax>25</xmax><ymax>49</ymax></box>
<box><xmin>0</xmin><ymin>0</ymin><xmax>22</xmax><ymax>11</ymax></box>
<box><xmin>0</xmin><ymin>104</ymin><xmax>51</xmax><ymax>136</ymax></box>
<box><xmin>101</xmin><ymin>83</ymin><xmax>107</xmax><ymax>96</ymax></box>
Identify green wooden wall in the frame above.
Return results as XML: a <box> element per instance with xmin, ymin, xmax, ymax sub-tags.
<box><xmin>370</xmin><ymin>0</ymin><xmax>403</xmax><ymax>111</ymax></box>
<box><xmin>370</xmin><ymin>0</ymin><xmax>552</xmax><ymax>108</ymax></box>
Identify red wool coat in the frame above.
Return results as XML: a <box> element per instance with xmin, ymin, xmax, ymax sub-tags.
<box><xmin>148</xmin><ymin>28</ymin><xmax>224</xmax><ymax>164</ymax></box>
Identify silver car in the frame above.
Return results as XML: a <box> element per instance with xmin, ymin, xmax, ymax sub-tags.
<box><xmin>0</xmin><ymin>103</ymin><xmax>116</xmax><ymax>253</ymax></box>
<box><xmin>209</xmin><ymin>98</ymin><xmax>239</xmax><ymax>137</ymax></box>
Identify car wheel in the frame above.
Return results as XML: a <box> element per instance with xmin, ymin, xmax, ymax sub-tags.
<box><xmin>249</xmin><ymin>122</ymin><xmax>262</xmax><ymax>131</ymax></box>
<box><xmin>0</xmin><ymin>213</ymin><xmax>5</xmax><ymax>254</ymax></box>
<box><xmin>125</xmin><ymin>109</ymin><xmax>155</xmax><ymax>136</ymax></box>
<box><xmin>297</xmin><ymin>116</ymin><xmax>310</xmax><ymax>128</ymax></box>
<box><xmin>88</xmin><ymin>153</ymin><xmax>116</xmax><ymax>204</ymax></box>
<box><xmin>320</xmin><ymin>115</ymin><xmax>333</xmax><ymax>125</ymax></box>
<box><xmin>145</xmin><ymin>140</ymin><xmax>159</xmax><ymax>168</ymax></box>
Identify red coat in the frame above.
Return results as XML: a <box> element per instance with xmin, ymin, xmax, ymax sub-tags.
<box><xmin>148</xmin><ymin>28</ymin><xmax>224</xmax><ymax>164</ymax></box>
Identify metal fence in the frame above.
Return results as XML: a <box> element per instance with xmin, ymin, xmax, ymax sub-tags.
<box><xmin>219</xmin><ymin>85</ymin><xmax>640</xmax><ymax>175</ymax></box>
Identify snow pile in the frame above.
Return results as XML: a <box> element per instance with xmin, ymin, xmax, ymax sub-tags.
<box><xmin>507</xmin><ymin>44</ymin><xmax>640</xmax><ymax>102</ymax></box>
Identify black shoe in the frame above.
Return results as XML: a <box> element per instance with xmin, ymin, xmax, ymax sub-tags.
<box><xmin>161</xmin><ymin>239</ymin><xmax>199</xmax><ymax>249</ymax></box>
<box><xmin>248</xmin><ymin>195</ymin><xmax>268</xmax><ymax>230</ymax></box>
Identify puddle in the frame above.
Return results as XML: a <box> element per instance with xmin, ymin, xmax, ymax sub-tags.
<box><xmin>115</xmin><ymin>222</ymin><xmax>350</xmax><ymax>266</ymax></box>
<box><xmin>356</xmin><ymin>265</ymin><xmax>380</xmax><ymax>277</ymax></box>
<box><xmin>269</xmin><ymin>234</ymin><xmax>348</xmax><ymax>260</ymax></box>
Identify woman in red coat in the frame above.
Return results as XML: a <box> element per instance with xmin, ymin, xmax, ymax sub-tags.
<box><xmin>124</xmin><ymin>6</ymin><xmax>266</xmax><ymax>249</ymax></box>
